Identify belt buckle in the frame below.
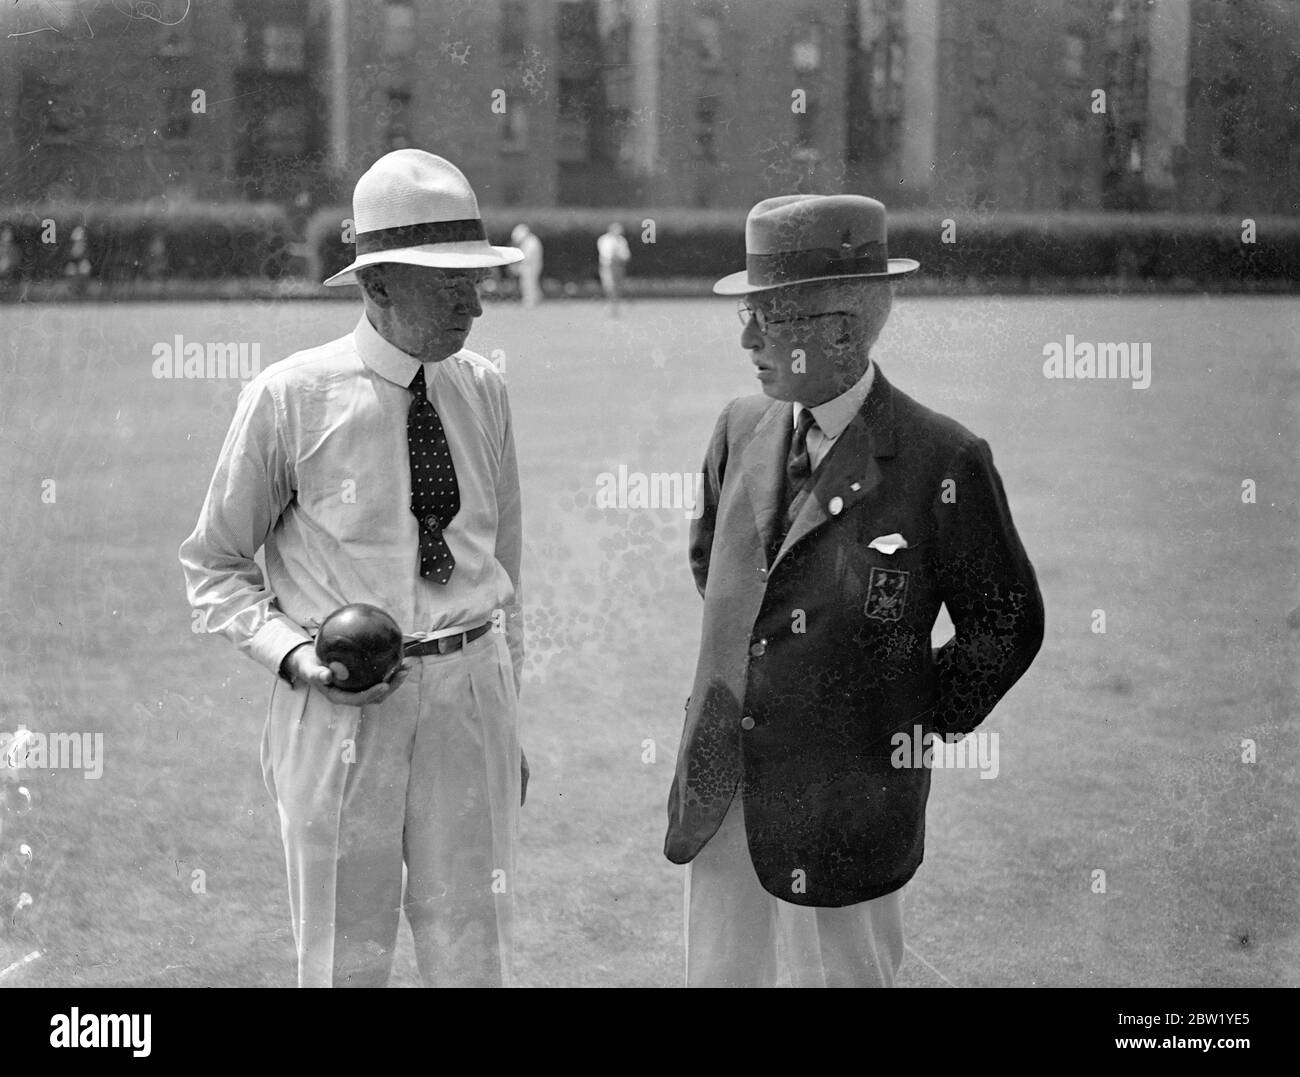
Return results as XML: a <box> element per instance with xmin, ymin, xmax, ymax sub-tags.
<box><xmin>436</xmin><ymin>632</ymin><xmax>463</xmax><ymax>655</ymax></box>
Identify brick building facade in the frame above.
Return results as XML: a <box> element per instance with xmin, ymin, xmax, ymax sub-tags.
<box><xmin>1</xmin><ymin>0</ymin><xmax>1295</xmax><ymax>214</ymax></box>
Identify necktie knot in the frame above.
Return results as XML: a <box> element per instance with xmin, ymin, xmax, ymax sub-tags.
<box><xmin>409</xmin><ymin>365</ymin><xmax>427</xmax><ymax>396</ymax></box>
<box><xmin>790</xmin><ymin>407</ymin><xmax>817</xmax><ymax>480</ymax></box>
<box><xmin>794</xmin><ymin>407</ymin><xmax>816</xmax><ymax>446</ymax></box>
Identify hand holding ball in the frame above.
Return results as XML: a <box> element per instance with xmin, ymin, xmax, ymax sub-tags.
<box><xmin>314</xmin><ymin>604</ymin><xmax>405</xmax><ymax>692</ymax></box>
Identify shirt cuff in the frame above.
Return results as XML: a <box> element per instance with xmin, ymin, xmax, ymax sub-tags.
<box><xmin>249</xmin><ymin>618</ymin><xmax>314</xmax><ymax>682</ymax></box>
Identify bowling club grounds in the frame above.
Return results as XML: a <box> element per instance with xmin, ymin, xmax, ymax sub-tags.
<box><xmin>0</xmin><ymin>294</ymin><xmax>1296</xmax><ymax>987</ymax></box>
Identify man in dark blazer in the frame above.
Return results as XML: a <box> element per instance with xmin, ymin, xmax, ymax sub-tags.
<box><xmin>665</xmin><ymin>194</ymin><xmax>1044</xmax><ymax>987</ymax></box>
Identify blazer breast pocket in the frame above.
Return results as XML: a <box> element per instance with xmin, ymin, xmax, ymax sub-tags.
<box><xmin>838</xmin><ymin>534</ymin><xmax>932</xmax><ymax>626</ymax></box>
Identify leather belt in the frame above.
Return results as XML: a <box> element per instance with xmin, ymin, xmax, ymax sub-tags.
<box><xmin>403</xmin><ymin>623</ymin><xmax>491</xmax><ymax>657</ymax></box>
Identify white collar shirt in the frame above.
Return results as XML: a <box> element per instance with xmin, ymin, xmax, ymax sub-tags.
<box><xmin>792</xmin><ymin>360</ymin><xmax>876</xmax><ymax>471</ymax></box>
<box><xmin>179</xmin><ymin>313</ymin><xmax>523</xmax><ymax>688</ymax></box>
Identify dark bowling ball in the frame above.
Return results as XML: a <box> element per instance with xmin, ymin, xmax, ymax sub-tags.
<box><xmin>314</xmin><ymin>603</ymin><xmax>404</xmax><ymax>692</ymax></box>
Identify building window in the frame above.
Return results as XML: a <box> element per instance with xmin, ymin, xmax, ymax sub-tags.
<box><xmin>384</xmin><ymin>90</ymin><xmax>412</xmax><ymax>150</ymax></box>
<box><xmin>384</xmin><ymin>1</ymin><xmax>416</xmax><ymax>60</ymax></box>
<box><xmin>264</xmin><ymin>104</ymin><xmax>308</xmax><ymax>156</ymax></box>
<box><xmin>1212</xmin><ymin>34</ymin><xmax>1247</xmax><ymax>165</ymax></box>
<box><xmin>1059</xmin><ymin>113</ymin><xmax>1085</xmax><ymax>165</ymax></box>
<box><xmin>231</xmin><ymin>19</ymin><xmax>248</xmax><ymax>64</ymax></box>
<box><xmin>1214</xmin><ymin>90</ymin><xmax>1243</xmax><ymax>164</ymax></box>
<box><xmin>792</xmin><ymin>20</ymin><xmax>823</xmax><ymax>74</ymax></box>
<box><xmin>20</xmin><ymin>70</ymin><xmax>75</xmax><ymax>147</ymax></box>
<box><xmin>695</xmin><ymin>97</ymin><xmax>717</xmax><ymax>160</ymax></box>
<box><xmin>793</xmin><ymin>99</ymin><xmax>819</xmax><ymax>158</ymax></box>
<box><xmin>850</xmin><ymin>0</ymin><xmax>905</xmax><ymax>169</ymax></box>
<box><xmin>697</xmin><ymin>13</ymin><xmax>723</xmax><ymax>69</ymax></box>
<box><xmin>559</xmin><ymin>75</ymin><xmax>588</xmax><ymax>118</ymax></box>
<box><xmin>46</xmin><ymin>97</ymin><xmax>75</xmax><ymax>145</ymax></box>
<box><xmin>557</xmin><ymin>124</ymin><xmax>589</xmax><ymax>163</ymax></box>
<box><xmin>863</xmin><ymin>0</ymin><xmax>905</xmax><ymax>115</ymax></box>
<box><xmin>602</xmin><ymin>5</ymin><xmax>633</xmax><ymax>165</ymax></box>
<box><xmin>264</xmin><ymin>24</ymin><xmax>305</xmax><ymax>73</ymax></box>
<box><xmin>1127</xmin><ymin>135</ymin><xmax>1143</xmax><ymax>173</ymax></box>
<box><xmin>1063</xmin><ymin>32</ymin><xmax>1085</xmax><ymax>80</ymax></box>
<box><xmin>501</xmin><ymin>102</ymin><xmax>528</xmax><ymax>153</ymax></box>
<box><xmin>607</xmin><ymin>107</ymin><xmax>634</xmax><ymax>166</ymax></box>
<box><xmin>883</xmin><ymin>38</ymin><xmax>905</xmax><ymax>114</ymax></box>
<box><xmin>157</xmin><ymin>23</ymin><xmax>193</xmax><ymax>58</ymax></box>
<box><xmin>558</xmin><ymin>74</ymin><xmax>594</xmax><ymax>159</ymax></box>
<box><xmin>558</xmin><ymin>77</ymin><xmax>590</xmax><ymax>163</ymax></box>
<box><xmin>164</xmin><ymin>86</ymin><xmax>192</xmax><ymax>141</ymax></box>
<box><xmin>1100</xmin><ymin>0</ymin><xmax>1152</xmax><ymax>206</ymax></box>
<box><xmin>501</xmin><ymin>0</ymin><xmax>527</xmax><ymax>58</ymax></box>
<box><xmin>558</xmin><ymin>0</ymin><xmax>600</xmax><ymax>165</ymax></box>
<box><xmin>972</xmin><ymin>19</ymin><xmax>998</xmax><ymax>83</ymax></box>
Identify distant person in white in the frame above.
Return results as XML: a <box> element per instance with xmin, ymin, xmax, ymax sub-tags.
<box><xmin>597</xmin><ymin>222</ymin><xmax>631</xmax><ymax>316</ymax></box>
<box><xmin>510</xmin><ymin>224</ymin><xmax>543</xmax><ymax>308</ymax></box>
<box><xmin>0</xmin><ymin>224</ymin><xmax>20</xmax><ymax>284</ymax></box>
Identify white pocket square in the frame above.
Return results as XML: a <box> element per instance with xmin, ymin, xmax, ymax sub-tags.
<box><xmin>867</xmin><ymin>533</ymin><xmax>908</xmax><ymax>555</ymax></box>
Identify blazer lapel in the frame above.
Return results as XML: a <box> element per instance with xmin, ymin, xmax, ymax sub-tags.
<box><xmin>772</xmin><ymin>366</ymin><xmax>898</xmax><ymax>570</ymax></box>
<box><xmin>738</xmin><ymin>399</ymin><xmax>792</xmax><ymax>564</ymax></box>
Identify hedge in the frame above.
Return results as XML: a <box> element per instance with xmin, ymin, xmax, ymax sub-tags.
<box><xmin>304</xmin><ymin>206</ymin><xmax>751</xmax><ymax>285</ymax></box>
<box><xmin>1</xmin><ymin>202</ymin><xmax>1293</xmax><ymax>288</ymax></box>
<box><xmin>305</xmin><ymin>206</ymin><xmax>1300</xmax><ymax>287</ymax></box>
<box><xmin>0</xmin><ymin>202</ymin><xmax>292</xmax><ymax>283</ymax></box>
<box><xmin>890</xmin><ymin>213</ymin><xmax>1300</xmax><ymax>286</ymax></box>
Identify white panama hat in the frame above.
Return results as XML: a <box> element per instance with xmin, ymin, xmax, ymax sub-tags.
<box><xmin>323</xmin><ymin>149</ymin><xmax>523</xmax><ymax>287</ymax></box>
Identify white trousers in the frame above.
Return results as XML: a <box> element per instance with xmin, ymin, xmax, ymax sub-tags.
<box><xmin>261</xmin><ymin>630</ymin><xmax>520</xmax><ymax>988</ymax></box>
<box><xmin>685</xmin><ymin>795</ymin><xmax>905</xmax><ymax>988</ymax></box>
<box><xmin>519</xmin><ymin>267</ymin><xmax>542</xmax><ymax>307</ymax></box>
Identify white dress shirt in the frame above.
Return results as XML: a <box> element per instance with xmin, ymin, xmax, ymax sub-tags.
<box><xmin>597</xmin><ymin>231</ymin><xmax>631</xmax><ymax>266</ymax></box>
<box><xmin>179</xmin><ymin>313</ymin><xmax>524</xmax><ymax>688</ymax></box>
<box><xmin>792</xmin><ymin>360</ymin><xmax>876</xmax><ymax>471</ymax></box>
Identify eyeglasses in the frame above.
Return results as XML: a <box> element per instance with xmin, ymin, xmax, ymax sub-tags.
<box><xmin>433</xmin><ymin>270</ymin><xmax>491</xmax><ymax>290</ymax></box>
<box><xmin>736</xmin><ymin>301</ymin><xmax>855</xmax><ymax>333</ymax></box>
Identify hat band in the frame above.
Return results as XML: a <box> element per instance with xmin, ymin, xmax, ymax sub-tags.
<box><xmin>747</xmin><ymin>240</ymin><xmax>887</xmax><ymax>286</ymax></box>
<box><xmin>354</xmin><ymin>218</ymin><xmax>487</xmax><ymax>255</ymax></box>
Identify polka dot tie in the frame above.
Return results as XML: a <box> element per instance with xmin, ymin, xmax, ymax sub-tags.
<box><xmin>408</xmin><ymin>365</ymin><xmax>459</xmax><ymax>584</ymax></box>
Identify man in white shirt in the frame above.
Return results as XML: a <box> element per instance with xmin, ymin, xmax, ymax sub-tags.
<box><xmin>510</xmin><ymin>223</ymin><xmax>544</xmax><ymax>308</ymax></box>
<box><xmin>596</xmin><ymin>222</ymin><xmax>631</xmax><ymax>316</ymax></box>
<box><xmin>180</xmin><ymin>151</ymin><xmax>529</xmax><ymax>987</ymax></box>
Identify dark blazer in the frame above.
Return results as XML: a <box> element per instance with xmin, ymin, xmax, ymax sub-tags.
<box><xmin>664</xmin><ymin>366</ymin><xmax>1044</xmax><ymax>907</ymax></box>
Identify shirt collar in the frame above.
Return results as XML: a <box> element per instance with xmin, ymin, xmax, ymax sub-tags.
<box><xmin>794</xmin><ymin>360</ymin><xmax>875</xmax><ymax>440</ymax></box>
<box><xmin>353</xmin><ymin>312</ymin><xmax>427</xmax><ymax>389</ymax></box>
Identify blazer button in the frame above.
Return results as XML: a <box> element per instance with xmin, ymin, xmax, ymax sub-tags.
<box><xmin>829</xmin><ymin>496</ymin><xmax>844</xmax><ymax>516</ymax></box>
<box><xmin>740</xmin><ymin>715</ymin><xmax>755</xmax><ymax>731</ymax></box>
<box><xmin>749</xmin><ymin>639</ymin><xmax>767</xmax><ymax>657</ymax></box>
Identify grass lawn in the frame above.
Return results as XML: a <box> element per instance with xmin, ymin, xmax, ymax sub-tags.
<box><xmin>0</xmin><ymin>294</ymin><xmax>1296</xmax><ymax>987</ymax></box>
